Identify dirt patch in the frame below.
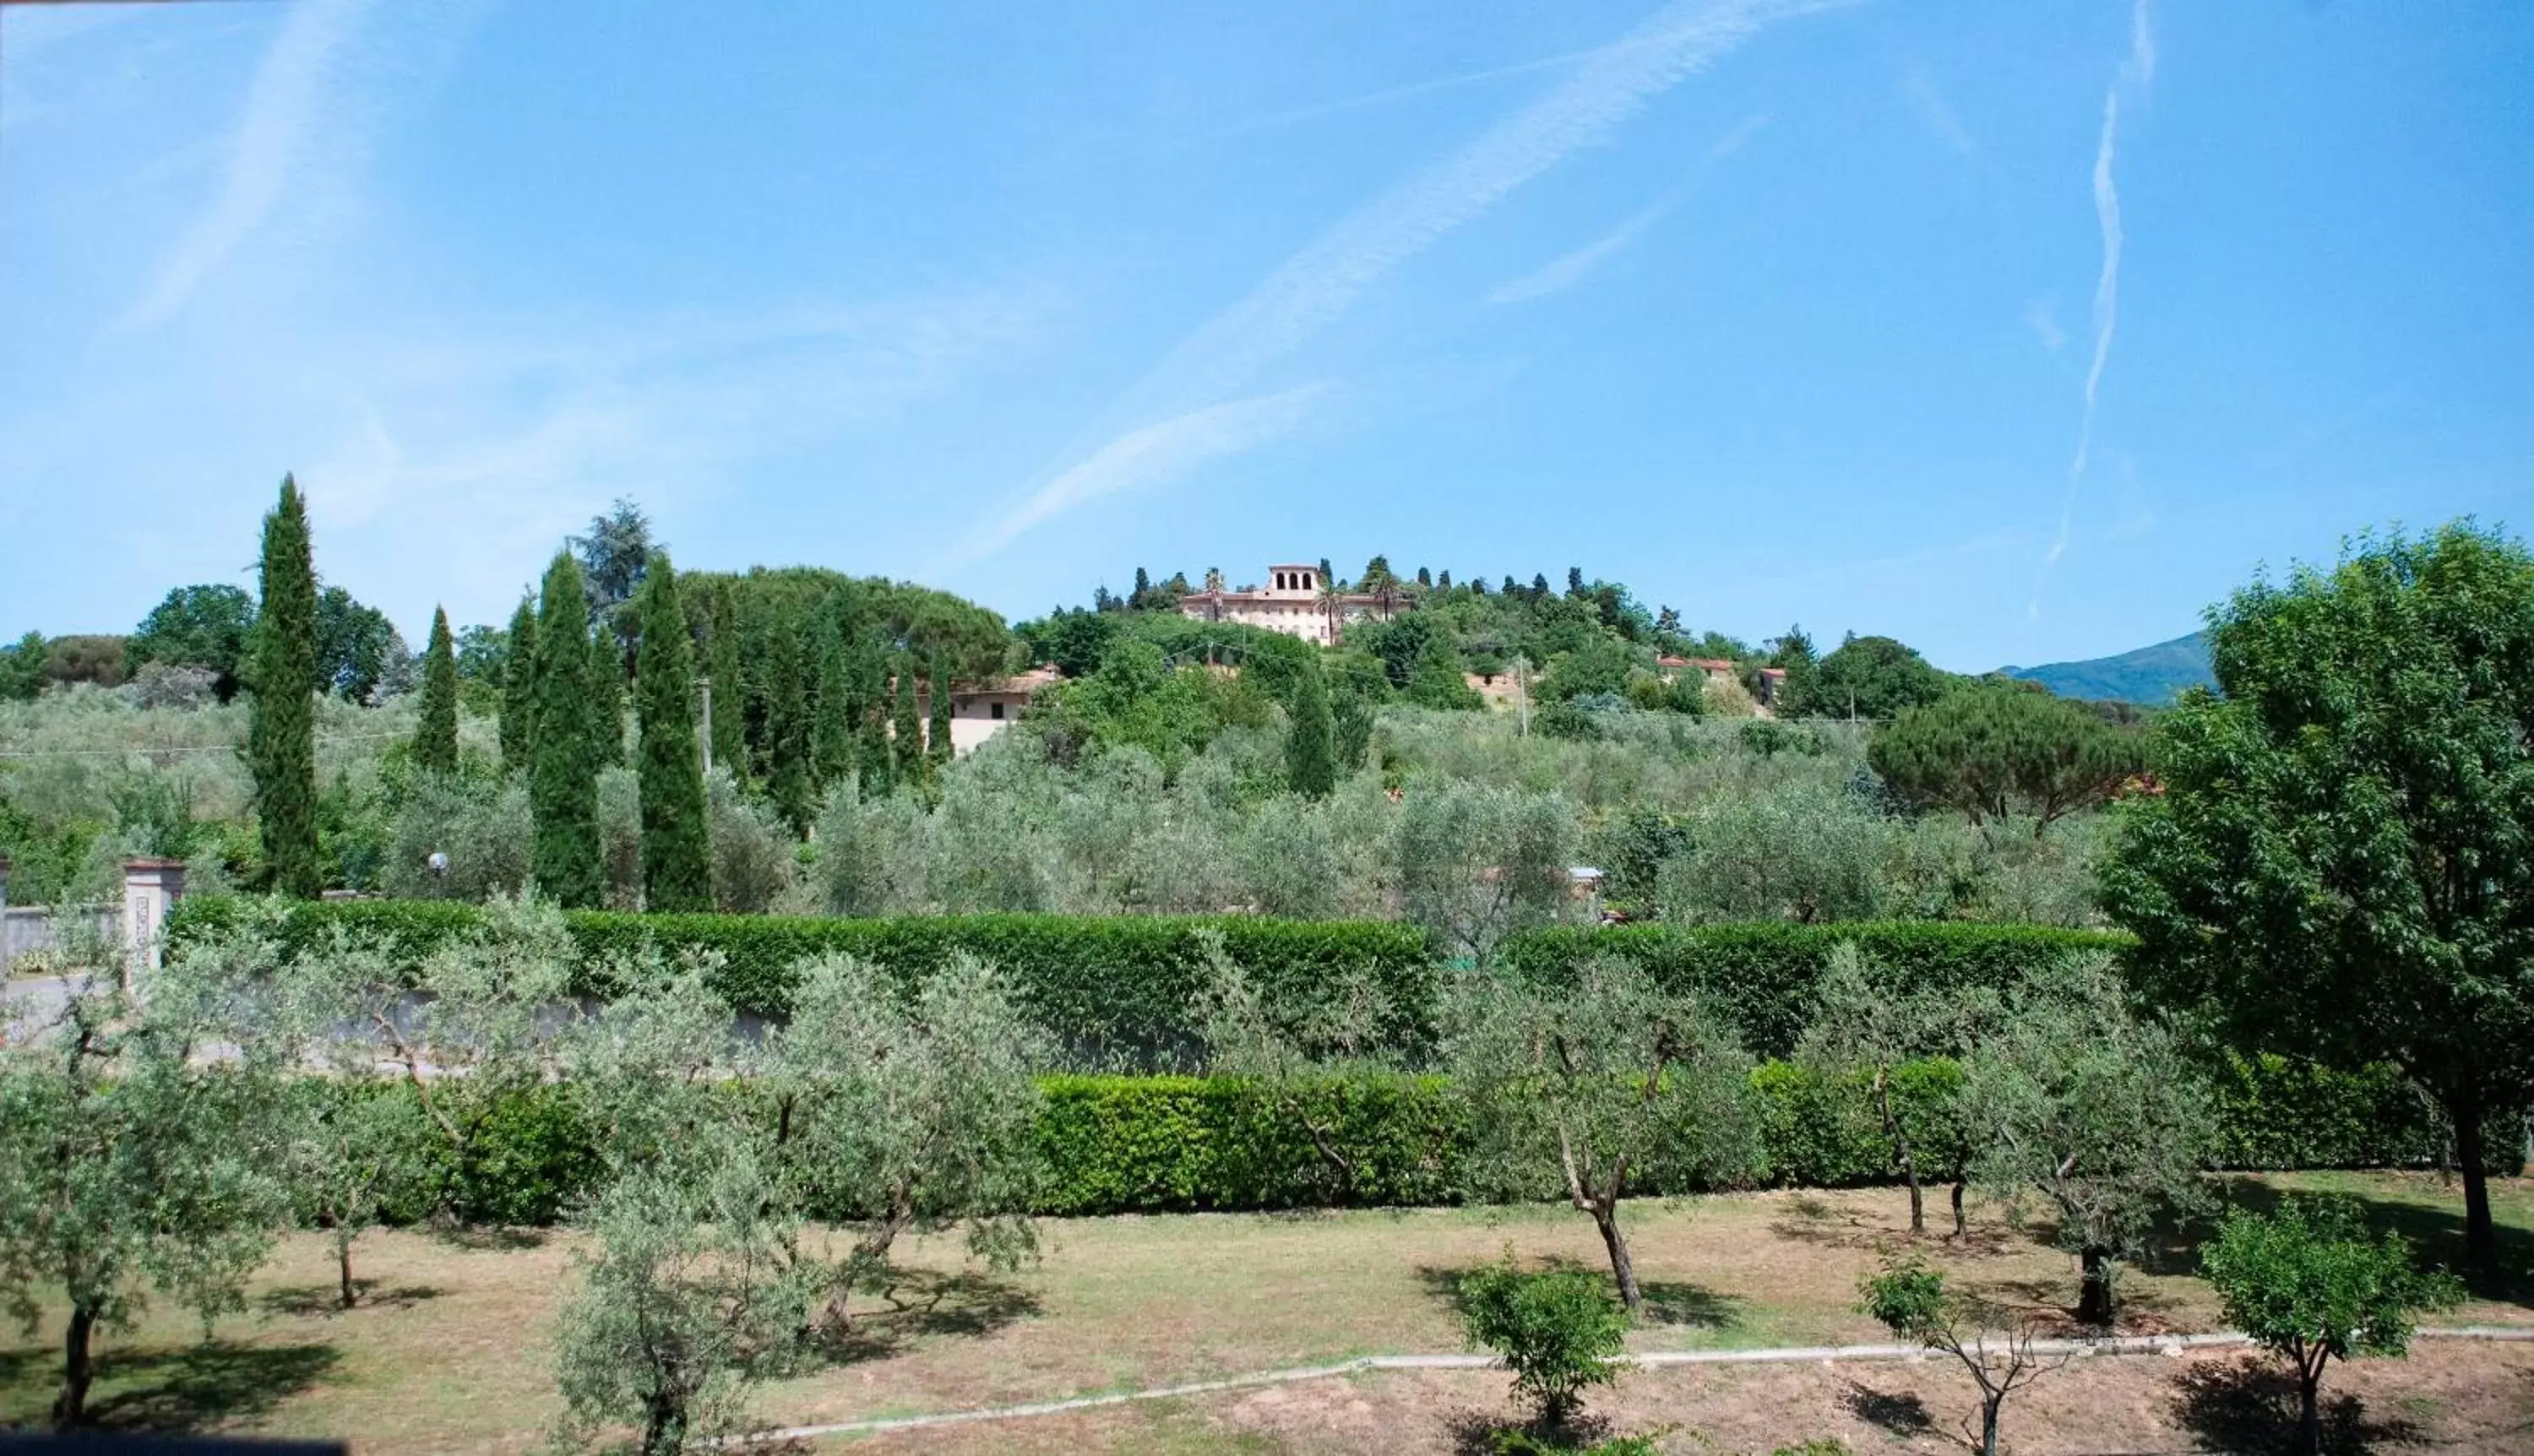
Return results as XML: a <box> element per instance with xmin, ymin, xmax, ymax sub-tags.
<box><xmin>839</xmin><ymin>1343</ymin><xmax>2534</xmax><ymax>1454</ymax></box>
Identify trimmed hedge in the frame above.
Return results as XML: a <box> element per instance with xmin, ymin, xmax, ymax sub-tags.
<box><xmin>177</xmin><ymin>899</ymin><xmax>2140</xmax><ymax>1068</ymax></box>
<box><xmin>356</xmin><ymin>1057</ymin><xmax>2488</xmax><ymax>1228</ymax></box>
<box><xmin>170</xmin><ymin>898</ymin><xmax>1436</xmax><ymax>1066</ymax></box>
<box><xmin>1498</xmin><ymin>921</ymin><xmax>2133</xmax><ymax>1059</ymax></box>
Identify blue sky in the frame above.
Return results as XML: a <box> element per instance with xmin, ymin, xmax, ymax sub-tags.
<box><xmin>2</xmin><ymin>0</ymin><xmax>2526</xmax><ymax>671</ymax></box>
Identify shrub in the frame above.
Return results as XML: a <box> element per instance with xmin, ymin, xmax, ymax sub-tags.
<box><xmin>1459</xmin><ymin>1251</ymin><xmax>1629</xmax><ymax>1427</ymax></box>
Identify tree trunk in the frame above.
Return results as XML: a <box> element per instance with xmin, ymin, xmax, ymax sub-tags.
<box><xmin>1980</xmin><ymin>1393</ymin><xmax>2002</xmax><ymax>1456</ymax></box>
<box><xmin>1950</xmin><ymin>1179</ymin><xmax>1967</xmax><ymax>1239</ymax></box>
<box><xmin>2076</xmin><ymin>1246</ymin><xmax>2116</xmax><ymax>1327</ymax></box>
<box><xmin>2455</xmin><ymin>1102</ymin><xmax>2499</xmax><ymax>1277</ymax></box>
<box><xmin>1877</xmin><ymin>1072</ymin><xmax>1922</xmax><ymax>1235</ymax></box>
<box><xmin>1592</xmin><ymin>1203</ymin><xmax>1643</xmax><ymax>1313</ymax></box>
<box><xmin>2299</xmin><ymin>1363</ymin><xmax>2323</xmax><ymax>1456</ymax></box>
<box><xmin>643</xmin><ymin>1391</ymin><xmax>686</xmax><ymax>1456</ymax></box>
<box><xmin>52</xmin><ymin>1301</ymin><xmax>96</xmax><ymax>1429</ymax></box>
<box><xmin>338</xmin><ymin>1232</ymin><xmax>357</xmax><ymax>1310</ymax></box>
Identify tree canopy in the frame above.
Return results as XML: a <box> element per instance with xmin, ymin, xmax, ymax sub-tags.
<box><xmin>2102</xmin><ymin>521</ymin><xmax>2534</xmax><ymax>1274</ymax></box>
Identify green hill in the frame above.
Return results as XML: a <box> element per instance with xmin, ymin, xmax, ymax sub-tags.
<box><xmin>1998</xmin><ymin>632</ymin><xmax>2214</xmax><ymax>705</ymax></box>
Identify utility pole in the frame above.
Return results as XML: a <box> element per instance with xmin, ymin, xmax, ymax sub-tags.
<box><xmin>697</xmin><ymin>676</ymin><xmax>713</xmax><ymax>774</ymax></box>
<box><xmin>1514</xmin><ymin>655</ymin><xmax>1531</xmax><ymax>738</ymax></box>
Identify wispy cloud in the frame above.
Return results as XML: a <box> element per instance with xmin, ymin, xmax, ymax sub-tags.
<box><xmin>1900</xmin><ymin>62</ymin><xmax>1980</xmax><ymax>159</ymax></box>
<box><xmin>968</xmin><ymin>385</ymin><xmax>1330</xmax><ymax>561</ymax></box>
<box><xmin>118</xmin><ymin>0</ymin><xmax>376</xmax><ymax>330</ymax></box>
<box><xmin>1484</xmin><ymin>113</ymin><xmax>1766</xmax><ymax>306</ymax></box>
<box><xmin>2023</xmin><ymin>296</ymin><xmax>2068</xmax><ymax>352</ymax></box>
<box><xmin>979</xmin><ymin>0</ymin><xmax>1838</xmax><ymax>557</ymax></box>
<box><xmin>2033</xmin><ymin>0</ymin><xmax>2155</xmax><ymax>619</ymax></box>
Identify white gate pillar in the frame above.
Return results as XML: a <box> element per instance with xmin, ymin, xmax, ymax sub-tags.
<box><xmin>122</xmin><ymin>858</ymin><xmax>187</xmax><ymax>986</ymax></box>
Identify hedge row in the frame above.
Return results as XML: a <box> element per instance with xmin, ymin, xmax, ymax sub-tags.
<box><xmin>171</xmin><ymin>899</ymin><xmax>2138</xmax><ymax>1066</ymax></box>
<box><xmin>363</xmin><ymin>1056</ymin><xmax>2488</xmax><ymax>1228</ymax></box>
<box><xmin>171</xmin><ymin>898</ymin><xmax>1436</xmax><ymax>1066</ymax></box>
<box><xmin>1497</xmin><ymin>921</ymin><xmax>2134</xmax><ymax>1058</ymax></box>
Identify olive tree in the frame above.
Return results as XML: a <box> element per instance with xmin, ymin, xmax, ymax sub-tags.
<box><xmin>1396</xmin><ymin>780</ymin><xmax>1574</xmax><ymax>965</ymax></box>
<box><xmin>2103</xmin><ymin>523</ymin><xmax>2534</xmax><ymax>1276</ymax></box>
<box><xmin>1859</xmin><ymin>1258</ymin><xmax>2064</xmax><ymax>1456</ymax></box>
<box><xmin>0</xmin><ymin>920</ymin><xmax>293</xmax><ymax>1427</ymax></box>
<box><xmin>2200</xmin><ymin>1197</ymin><xmax>2464</xmax><ymax>1456</ymax></box>
<box><xmin>759</xmin><ymin>951</ymin><xmax>1050</xmax><ymax>1333</ymax></box>
<box><xmin>551</xmin><ymin>1156</ymin><xmax>814</xmax><ymax>1456</ymax></box>
<box><xmin>272</xmin><ymin>895</ymin><xmax>575</xmax><ymax>1226</ymax></box>
<box><xmin>1960</xmin><ymin>952</ymin><xmax>2213</xmax><ymax>1326</ymax></box>
<box><xmin>1197</xmin><ymin>930</ymin><xmax>1413</xmax><ymax>1203</ymax></box>
<box><xmin>1797</xmin><ymin>943</ymin><xmax>1955</xmax><ymax>1235</ymax></box>
<box><xmin>1447</xmin><ymin>959</ymin><xmax>1759</xmax><ymax>1312</ymax></box>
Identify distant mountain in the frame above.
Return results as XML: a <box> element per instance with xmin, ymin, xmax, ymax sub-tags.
<box><xmin>1998</xmin><ymin>632</ymin><xmax>2215</xmax><ymax>705</ymax></box>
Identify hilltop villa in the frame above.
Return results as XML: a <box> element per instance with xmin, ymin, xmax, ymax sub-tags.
<box><xmin>1176</xmin><ymin>562</ymin><xmax>1404</xmax><ymax>647</ymax></box>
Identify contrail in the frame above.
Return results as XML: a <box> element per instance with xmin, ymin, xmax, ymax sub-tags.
<box><xmin>2034</xmin><ymin>0</ymin><xmax>2153</xmax><ymax>618</ymax></box>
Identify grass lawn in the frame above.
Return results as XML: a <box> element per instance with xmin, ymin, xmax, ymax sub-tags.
<box><xmin>2</xmin><ymin>1172</ymin><xmax>2530</xmax><ymax>1453</ymax></box>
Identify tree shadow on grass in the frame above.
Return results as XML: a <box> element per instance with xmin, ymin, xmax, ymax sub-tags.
<box><xmin>63</xmin><ymin>1341</ymin><xmax>343</xmax><ymax>1432</ymax></box>
<box><xmin>1442</xmin><ymin>1404</ymin><xmax>1615</xmax><ymax>1456</ymax></box>
<box><xmin>1840</xmin><ymin>1377</ymin><xmax>1935</xmax><ymax>1439</ymax></box>
<box><xmin>1413</xmin><ymin>1258</ymin><xmax>1743</xmax><ymax>1334</ymax></box>
<box><xmin>430</xmin><ymin>1224</ymin><xmax>548</xmax><ymax>1253</ymax></box>
<box><xmin>2171</xmin><ymin>1356</ymin><xmax>2423</xmax><ymax>1455</ymax></box>
<box><xmin>807</xmin><ymin>1269</ymin><xmax>1042</xmax><ymax>1366</ymax></box>
<box><xmin>258</xmin><ymin>1281</ymin><xmax>448</xmax><ymax>1318</ymax></box>
<box><xmin>2210</xmin><ymin>1175</ymin><xmax>2534</xmax><ymax>1306</ymax></box>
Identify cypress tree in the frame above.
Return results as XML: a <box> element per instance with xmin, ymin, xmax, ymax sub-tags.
<box><xmin>412</xmin><ymin>606</ymin><xmax>460</xmax><ymax>774</ymax></box>
<box><xmin>852</xmin><ymin>634</ymin><xmax>893</xmax><ymax>796</ymax></box>
<box><xmin>530</xmin><ymin>552</ymin><xmax>604</xmax><ymax>907</ymax></box>
<box><xmin>1285</xmin><ymin>660</ymin><xmax>1337</xmax><ymax>799</ymax></box>
<box><xmin>701</xmin><ymin>584</ymin><xmax>747</xmax><ymax>779</ymax></box>
<box><xmin>499</xmin><ymin>594</ymin><xmax>538</xmax><ymax>770</ymax></box>
<box><xmin>247</xmin><ymin>475</ymin><xmax>322</xmax><ymax>897</ymax></box>
<box><xmin>589</xmin><ymin>627</ymin><xmax>624</xmax><ymax>766</ymax></box>
<box><xmin>812</xmin><ymin>599</ymin><xmax>856</xmax><ymax>790</ymax></box>
<box><xmin>632</xmin><ymin>551</ymin><xmax>710</xmax><ymax>912</ymax></box>
<box><xmin>926</xmin><ymin>649</ymin><xmax>954</xmax><ymax>770</ymax></box>
<box><xmin>890</xmin><ymin>655</ymin><xmax>925</xmax><ymax>784</ymax></box>
<box><xmin>764</xmin><ymin>619</ymin><xmax>815</xmax><ymax>832</ymax></box>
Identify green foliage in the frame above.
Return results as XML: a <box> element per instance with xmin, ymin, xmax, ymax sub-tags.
<box><xmin>1783</xmin><ymin>633</ymin><xmax>1952</xmax><ymax>720</ymax></box>
<box><xmin>1499</xmin><ymin>920</ymin><xmax>2126</xmax><ymax>1061</ymax></box>
<box><xmin>0</xmin><ymin>921</ymin><xmax>294</xmax><ymax>1426</ymax></box>
<box><xmin>2104</xmin><ymin>520</ymin><xmax>2534</xmax><ymax>1274</ymax></box>
<box><xmin>221</xmin><ymin>1057</ymin><xmax>2468</xmax><ymax>1228</ymax></box>
<box><xmin>0</xmin><ymin>630</ymin><xmax>49</xmax><ymax>700</ymax></box>
<box><xmin>499</xmin><ymin>595</ymin><xmax>538</xmax><ymax>770</ymax></box>
<box><xmin>1868</xmin><ymin>681</ymin><xmax>2140</xmax><ymax>833</ymax></box>
<box><xmin>634</xmin><ymin>553</ymin><xmax>711</xmax><ymax>913</ymax></box>
<box><xmin>1459</xmin><ymin>1251</ymin><xmax>1629</xmax><ymax>1426</ymax></box>
<box><xmin>412</xmin><ymin>606</ymin><xmax>460</xmax><ymax>774</ymax></box>
<box><xmin>127</xmin><ymin>584</ymin><xmax>257</xmax><ymax>702</ymax></box>
<box><xmin>2200</xmin><ymin>1196</ymin><xmax>2465</xmax><ymax>1453</ymax></box>
<box><xmin>550</xmin><ymin>1160</ymin><xmax>806</xmax><ymax>1456</ymax></box>
<box><xmin>1858</xmin><ymin>1257</ymin><xmax>2055</xmax><ymax>1456</ymax></box>
<box><xmin>246</xmin><ymin>475</ymin><xmax>323</xmax><ymax>897</ymax></box>
<box><xmin>1449</xmin><ymin>959</ymin><xmax>1759</xmax><ymax>1309</ymax></box>
<box><xmin>1285</xmin><ymin>658</ymin><xmax>1338</xmax><ymax>797</ymax></box>
<box><xmin>1962</xmin><ymin>952</ymin><xmax>2215</xmax><ymax>1324</ymax></box>
<box><xmin>1655</xmin><ymin>777</ymin><xmax>1890</xmax><ymax>925</ymax></box>
<box><xmin>1398</xmin><ymin>780</ymin><xmax>1575</xmax><ymax>964</ymax></box>
<box><xmin>927</xmin><ymin>649</ymin><xmax>954</xmax><ymax>769</ymax></box>
<box><xmin>315</xmin><ymin>584</ymin><xmax>403</xmax><ymax>703</ymax></box>
<box><xmin>530</xmin><ymin>553</ymin><xmax>606</xmax><ymax>908</ymax></box>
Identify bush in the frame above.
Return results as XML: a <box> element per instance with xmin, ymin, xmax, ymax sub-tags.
<box><xmin>1459</xmin><ymin>1252</ymin><xmax>1629</xmax><ymax>1426</ymax></box>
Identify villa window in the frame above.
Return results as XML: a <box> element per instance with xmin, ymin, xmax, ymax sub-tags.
<box><xmin>991</xmin><ymin>702</ymin><xmax>1005</xmax><ymax>720</ymax></box>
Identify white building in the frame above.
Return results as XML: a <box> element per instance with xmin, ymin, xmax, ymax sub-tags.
<box><xmin>1176</xmin><ymin>562</ymin><xmax>1401</xmax><ymax>647</ymax></box>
